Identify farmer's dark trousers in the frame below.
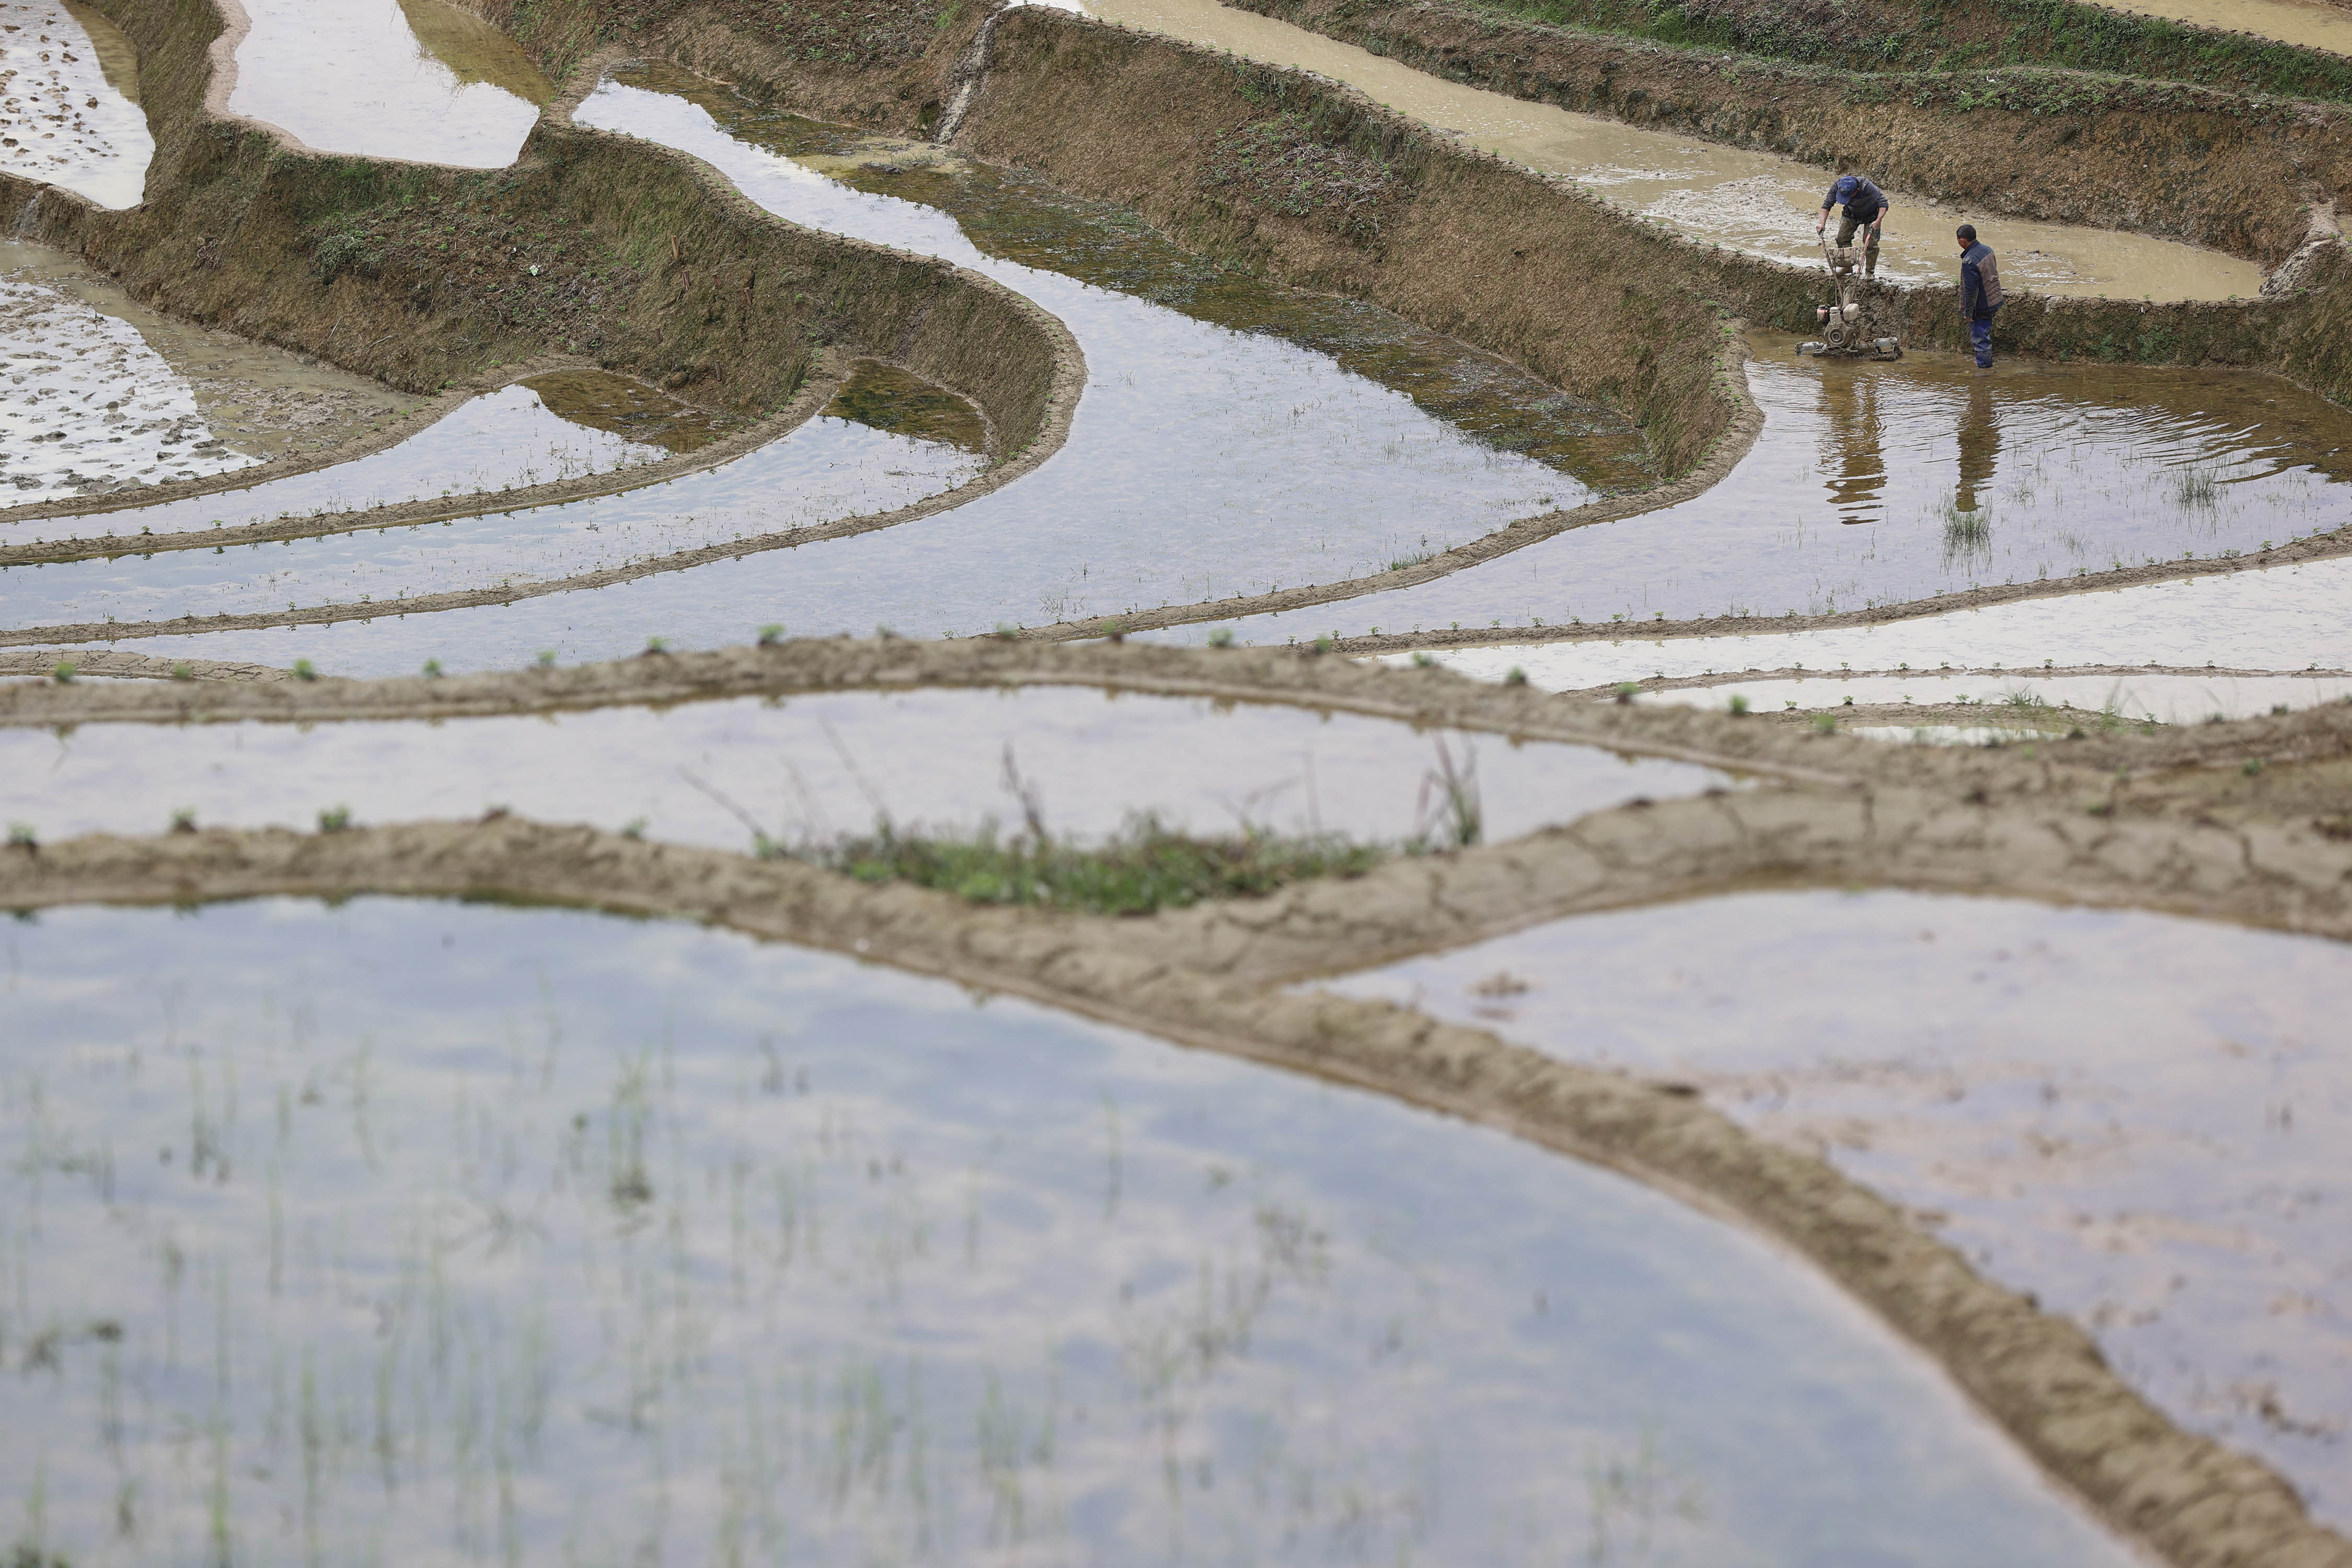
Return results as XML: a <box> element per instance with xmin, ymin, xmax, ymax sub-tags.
<box><xmin>1968</xmin><ymin>309</ymin><xmax>1997</xmax><ymax>368</ymax></box>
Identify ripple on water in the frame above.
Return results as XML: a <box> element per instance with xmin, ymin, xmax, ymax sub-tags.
<box><xmin>1</xmin><ymin>896</ymin><xmax>2145</xmax><ymax>1566</ymax></box>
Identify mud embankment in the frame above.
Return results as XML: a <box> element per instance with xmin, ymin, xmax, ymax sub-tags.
<box><xmin>0</xmin><ymin>0</ymin><xmax>1071</xmax><ymax>475</ymax></box>
<box><xmin>1229</xmin><ymin>0</ymin><xmax>2351</xmax><ymax>268</ymax></box>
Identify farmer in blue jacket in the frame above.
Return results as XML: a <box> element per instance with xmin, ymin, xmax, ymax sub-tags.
<box><xmin>1957</xmin><ymin>224</ymin><xmax>2003</xmax><ymax>367</ymax></box>
<box><xmin>1816</xmin><ymin>174</ymin><xmax>1888</xmax><ymax>278</ymax></box>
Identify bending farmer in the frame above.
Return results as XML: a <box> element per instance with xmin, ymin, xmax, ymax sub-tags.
<box><xmin>1957</xmin><ymin>223</ymin><xmax>2002</xmax><ymax>367</ymax></box>
<box><xmin>1816</xmin><ymin>174</ymin><xmax>1888</xmax><ymax>277</ymax></box>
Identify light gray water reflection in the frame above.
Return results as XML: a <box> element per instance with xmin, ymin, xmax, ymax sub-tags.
<box><xmin>0</xmin><ymin>0</ymin><xmax>152</xmax><ymax>208</ymax></box>
<box><xmin>0</xmin><ymin>684</ymin><xmax>1727</xmax><ymax>847</ymax></box>
<box><xmin>6</xmin><ymin>80</ymin><xmax>1598</xmax><ymax>673</ymax></box>
<box><xmin>226</xmin><ymin>0</ymin><xmax>549</xmax><ymax>168</ymax></box>
<box><xmin>5</xmin><ymin>379</ymin><xmax>698</xmax><ymax>547</ymax></box>
<box><xmin>1318</xmin><ymin>889</ymin><xmax>2352</xmax><ymax>1527</ymax></box>
<box><xmin>0</xmin><ymin>897</ymin><xmax>2139</xmax><ymax>1565</ymax></box>
<box><xmin>0</xmin><ymin>414</ymin><xmax>981</xmax><ymax>626</ymax></box>
<box><xmin>1174</xmin><ymin>336</ymin><xmax>2352</xmax><ymax>644</ymax></box>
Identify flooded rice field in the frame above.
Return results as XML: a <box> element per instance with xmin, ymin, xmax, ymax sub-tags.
<box><xmin>0</xmin><ymin>896</ymin><xmax>2145</xmax><ymax>1567</ymax></box>
<box><xmin>1417</xmin><ymin>548</ymin><xmax>2352</xmax><ymax>696</ymax></box>
<box><xmin>225</xmin><ymin>0</ymin><xmax>549</xmax><ymax>167</ymax></box>
<box><xmin>0</xmin><ymin>0</ymin><xmax>149</xmax><ymax>207</ymax></box>
<box><xmin>2</xmin><ymin>240</ymin><xmax>425</xmax><ymax>490</ymax></box>
<box><xmin>1315</xmin><ymin>889</ymin><xmax>2352</xmax><ymax>1526</ymax></box>
<box><xmin>0</xmin><ymin>684</ymin><xmax>1729</xmax><ymax>849</ymax></box>
<box><xmin>4</xmin><ymin>370</ymin><xmax>727</xmax><ymax>546</ymax></box>
<box><xmin>1084</xmin><ymin>0</ymin><xmax>2267</xmax><ymax>302</ymax></box>
<box><xmin>4</xmin><ymin>0</ymin><xmax>2351</xmax><ymax>1560</ymax></box>
<box><xmin>1185</xmin><ymin>332</ymin><xmax>2352</xmax><ymax>644</ymax></box>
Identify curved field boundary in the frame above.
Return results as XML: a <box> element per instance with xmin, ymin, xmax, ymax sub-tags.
<box><xmin>0</xmin><ymin>813</ymin><xmax>2342</xmax><ymax>1568</ymax></box>
<box><xmin>0</xmin><ymin>355</ymin><xmax>849</xmax><ymax>566</ymax></box>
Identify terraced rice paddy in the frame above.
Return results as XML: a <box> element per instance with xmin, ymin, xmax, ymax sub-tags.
<box><xmin>4</xmin><ymin>0</ymin><xmax>2351</xmax><ymax>1561</ymax></box>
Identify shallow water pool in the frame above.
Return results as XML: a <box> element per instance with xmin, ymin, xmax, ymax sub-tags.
<box><xmin>0</xmin><ymin>683</ymin><xmax>1729</xmax><ymax>848</ymax></box>
<box><xmin>0</xmin><ymin>895</ymin><xmax>2141</xmax><ymax>1565</ymax></box>
<box><xmin>1316</xmin><ymin>887</ymin><xmax>2352</xmax><ymax>1526</ymax></box>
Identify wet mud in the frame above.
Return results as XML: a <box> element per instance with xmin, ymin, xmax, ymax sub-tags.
<box><xmin>818</xmin><ymin>358</ymin><xmax>990</xmax><ymax>452</ymax></box>
<box><xmin>0</xmin><ymin>0</ymin><xmax>151</xmax><ymax>207</ymax></box>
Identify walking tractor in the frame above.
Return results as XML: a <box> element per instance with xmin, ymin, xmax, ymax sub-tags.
<box><xmin>1797</xmin><ymin>233</ymin><xmax>1903</xmax><ymax>360</ymax></box>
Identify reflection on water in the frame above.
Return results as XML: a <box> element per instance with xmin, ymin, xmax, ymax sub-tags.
<box><xmin>1320</xmin><ymin>889</ymin><xmax>2352</xmax><ymax>1529</ymax></box>
<box><xmin>1082</xmin><ymin>0</ymin><xmax>2266</xmax><ymax>302</ymax></box>
<box><xmin>0</xmin><ymin>897</ymin><xmax>2143</xmax><ymax>1566</ymax></box>
<box><xmin>227</xmin><ymin>0</ymin><xmax>545</xmax><ymax>168</ymax></box>
<box><xmin>3</xmin><ymin>377</ymin><xmax>721</xmax><ymax>548</ymax></box>
<box><xmin>616</xmin><ymin>64</ymin><xmax>1651</xmax><ymax>489</ymax></box>
<box><xmin>0</xmin><ymin>0</ymin><xmax>153</xmax><ymax>207</ymax></box>
<box><xmin>0</xmin><ymin>685</ymin><xmax>1728</xmax><ymax>848</ymax></box>
<box><xmin>1185</xmin><ymin>332</ymin><xmax>2352</xmax><ymax>642</ymax></box>
<box><xmin>1</xmin><ymin>412</ymin><xmax>984</xmax><ymax>624</ymax></box>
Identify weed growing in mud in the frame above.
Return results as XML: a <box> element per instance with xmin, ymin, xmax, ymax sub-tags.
<box><xmin>6</xmin><ymin>823</ymin><xmax>34</xmax><ymax>850</ymax></box>
<box><xmin>1813</xmin><ymin>713</ymin><xmax>1839</xmax><ymax>733</ymax></box>
<box><xmin>422</xmin><ymin>659</ymin><xmax>444</xmax><ymax>678</ymax></box>
<box><xmin>1616</xmin><ymin>683</ymin><xmax>1641</xmax><ymax>704</ymax></box>
<box><xmin>50</xmin><ymin>662</ymin><xmax>74</xmax><ymax>684</ymax></box>
<box><xmin>1417</xmin><ymin>739</ymin><xmax>1484</xmax><ymax>849</ymax></box>
<box><xmin>1412</xmin><ymin>651</ymin><xmax>1439</xmax><ymax>668</ymax></box>
<box><xmin>1727</xmin><ymin>694</ymin><xmax>1750</xmax><ymax>715</ymax></box>
<box><xmin>1505</xmin><ymin>666</ymin><xmax>1529</xmax><ymax>686</ymax></box>
<box><xmin>171</xmin><ymin>808</ymin><xmax>198</xmax><ymax>833</ymax></box>
<box><xmin>536</xmin><ymin>650</ymin><xmax>558</xmax><ymax>668</ymax></box>
<box><xmin>1207</xmin><ymin>629</ymin><xmax>1236</xmax><ymax>648</ymax></box>
<box><xmin>170</xmin><ymin>663</ymin><xmax>193</xmax><ymax>681</ymax></box>
<box><xmin>758</xmin><ymin>624</ymin><xmax>786</xmax><ymax>647</ymax></box>
<box><xmin>317</xmin><ymin>806</ymin><xmax>352</xmax><ymax>834</ymax></box>
<box><xmin>792</xmin><ymin>815</ymin><xmax>1389</xmax><ymax>914</ymax></box>
<box><xmin>293</xmin><ymin>660</ymin><xmax>318</xmax><ymax>682</ymax></box>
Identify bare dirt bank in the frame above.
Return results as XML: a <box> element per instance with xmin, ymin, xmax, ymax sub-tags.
<box><xmin>0</xmin><ymin>812</ymin><xmax>2343</xmax><ymax>1568</ymax></box>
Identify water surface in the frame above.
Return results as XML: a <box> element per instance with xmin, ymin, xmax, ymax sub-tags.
<box><xmin>1316</xmin><ymin>888</ymin><xmax>2352</xmax><ymax>1527</ymax></box>
<box><xmin>0</xmin><ymin>0</ymin><xmax>151</xmax><ymax>207</ymax></box>
<box><xmin>0</xmin><ymin>896</ymin><xmax>2141</xmax><ymax>1565</ymax></box>
<box><xmin>0</xmin><ymin>684</ymin><xmax>1728</xmax><ymax>847</ymax></box>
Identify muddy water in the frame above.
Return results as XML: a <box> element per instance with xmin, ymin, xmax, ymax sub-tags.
<box><xmin>0</xmin><ymin>896</ymin><xmax>2145</xmax><ymax>1567</ymax></box>
<box><xmin>226</xmin><ymin>0</ymin><xmax>549</xmax><ymax>168</ymax></box>
<box><xmin>1185</xmin><ymin>331</ymin><xmax>2352</xmax><ymax>643</ymax></box>
<box><xmin>1318</xmin><ymin>887</ymin><xmax>2352</xmax><ymax>1527</ymax></box>
<box><xmin>0</xmin><ymin>410</ymin><xmax>983</xmax><ymax>626</ymax></box>
<box><xmin>0</xmin><ymin>686</ymin><xmax>1731</xmax><ymax>848</ymax></box>
<box><xmin>1</xmin><ymin>240</ymin><xmax>423</xmax><ymax>483</ymax></box>
<box><xmin>2</xmin><ymin>375</ymin><xmax>720</xmax><ymax>547</ymax></box>
<box><xmin>2094</xmin><ymin>0</ymin><xmax>2352</xmax><ymax>55</ymax></box>
<box><xmin>1085</xmin><ymin>0</ymin><xmax>2267</xmax><ymax>301</ymax></box>
<box><xmin>0</xmin><ymin>0</ymin><xmax>152</xmax><ymax>207</ymax></box>
<box><xmin>1637</xmin><ymin>670</ymin><xmax>2352</xmax><ymax>721</ymax></box>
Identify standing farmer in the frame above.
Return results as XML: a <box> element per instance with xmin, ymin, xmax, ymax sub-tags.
<box><xmin>1957</xmin><ymin>223</ymin><xmax>2003</xmax><ymax>367</ymax></box>
<box><xmin>1816</xmin><ymin>174</ymin><xmax>1889</xmax><ymax>278</ymax></box>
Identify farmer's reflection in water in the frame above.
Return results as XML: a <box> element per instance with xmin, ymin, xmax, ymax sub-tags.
<box><xmin>1820</xmin><ymin>366</ymin><xmax>1885</xmax><ymax>522</ymax></box>
<box><xmin>1956</xmin><ymin>374</ymin><xmax>2000</xmax><ymax>513</ymax></box>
